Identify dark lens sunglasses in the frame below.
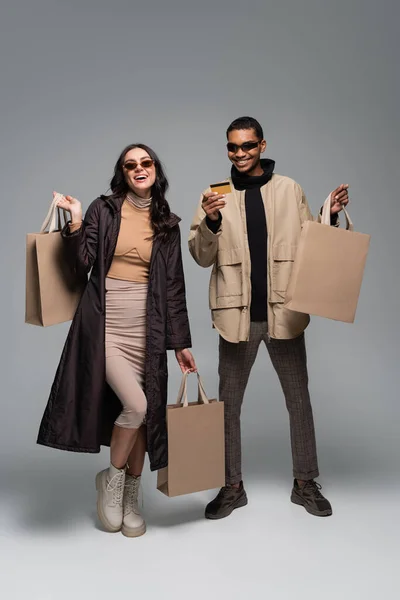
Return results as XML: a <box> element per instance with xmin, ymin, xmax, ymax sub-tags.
<box><xmin>123</xmin><ymin>159</ymin><xmax>154</xmax><ymax>171</ymax></box>
<box><xmin>226</xmin><ymin>141</ymin><xmax>260</xmax><ymax>153</ymax></box>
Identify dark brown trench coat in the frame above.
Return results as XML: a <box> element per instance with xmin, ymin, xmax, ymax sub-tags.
<box><xmin>37</xmin><ymin>195</ymin><xmax>192</xmax><ymax>471</ymax></box>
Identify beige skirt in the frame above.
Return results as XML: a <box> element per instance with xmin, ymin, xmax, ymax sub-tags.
<box><xmin>105</xmin><ymin>277</ymin><xmax>147</xmax><ymax>385</ymax></box>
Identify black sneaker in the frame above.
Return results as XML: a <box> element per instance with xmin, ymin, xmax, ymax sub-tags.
<box><xmin>205</xmin><ymin>482</ymin><xmax>248</xmax><ymax>520</ymax></box>
<box><xmin>291</xmin><ymin>479</ymin><xmax>333</xmax><ymax>517</ymax></box>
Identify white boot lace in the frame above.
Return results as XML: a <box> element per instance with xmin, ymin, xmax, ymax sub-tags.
<box><xmin>106</xmin><ymin>471</ymin><xmax>125</xmax><ymax>507</ymax></box>
<box><xmin>124</xmin><ymin>476</ymin><xmax>141</xmax><ymax>515</ymax></box>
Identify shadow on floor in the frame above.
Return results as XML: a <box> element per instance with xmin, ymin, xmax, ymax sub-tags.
<box><xmin>0</xmin><ymin>430</ymin><xmax>396</xmax><ymax>535</ymax></box>
<box><xmin>0</xmin><ymin>459</ymin><xmax>209</xmax><ymax>533</ymax></box>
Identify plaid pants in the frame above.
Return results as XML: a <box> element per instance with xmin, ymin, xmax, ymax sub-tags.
<box><xmin>219</xmin><ymin>322</ymin><xmax>319</xmax><ymax>484</ymax></box>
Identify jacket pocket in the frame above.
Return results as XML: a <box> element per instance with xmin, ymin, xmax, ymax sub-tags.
<box><xmin>216</xmin><ymin>247</ymin><xmax>243</xmax><ymax>299</ymax></box>
<box><xmin>270</xmin><ymin>244</ymin><xmax>297</xmax><ymax>302</ymax></box>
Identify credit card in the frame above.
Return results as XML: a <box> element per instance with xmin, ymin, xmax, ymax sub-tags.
<box><xmin>210</xmin><ymin>181</ymin><xmax>232</xmax><ymax>195</ymax></box>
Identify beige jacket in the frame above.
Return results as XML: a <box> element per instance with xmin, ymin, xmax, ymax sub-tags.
<box><xmin>189</xmin><ymin>174</ymin><xmax>329</xmax><ymax>343</ymax></box>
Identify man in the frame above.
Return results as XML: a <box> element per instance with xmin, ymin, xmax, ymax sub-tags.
<box><xmin>189</xmin><ymin>116</ymin><xmax>349</xmax><ymax>519</ymax></box>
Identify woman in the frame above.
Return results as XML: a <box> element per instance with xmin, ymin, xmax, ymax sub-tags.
<box><xmin>37</xmin><ymin>144</ymin><xmax>196</xmax><ymax>537</ymax></box>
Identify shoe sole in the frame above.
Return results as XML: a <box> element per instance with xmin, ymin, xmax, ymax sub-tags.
<box><xmin>205</xmin><ymin>494</ymin><xmax>248</xmax><ymax>520</ymax></box>
<box><xmin>121</xmin><ymin>523</ymin><xmax>147</xmax><ymax>538</ymax></box>
<box><xmin>291</xmin><ymin>493</ymin><xmax>333</xmax><ymax>517</ymax></box>
<box><xmin>95</xmin><ymin>472</ymin><xmax>122</xmax><ymax>533</ymax></box>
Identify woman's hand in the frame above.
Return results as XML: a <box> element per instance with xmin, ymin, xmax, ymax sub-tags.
<box><xmin>54</xmin><ymin>191</ymin><xmax>83</xmax><ymax>224</ymax></box>
<box><xmin>175</xmin><ymin>349</ymin><xmax>197</xmax><ymax>374</ymax></box>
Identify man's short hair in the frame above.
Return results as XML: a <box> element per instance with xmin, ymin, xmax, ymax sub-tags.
<box><xmin>226</xmin><ymin>116</ymin><xmax>264</xmax><ymax>140</ymax></box>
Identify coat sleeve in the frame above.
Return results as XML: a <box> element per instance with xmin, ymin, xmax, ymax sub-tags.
<box><xmin>61</xmin><ymin>198</ymin><xmax>101</xmax><ymax>276</ymax></box>
<box><xmin>296</xmin><ymin>184</ymin><xmax>339</xmax><ymax>227</ymax></box>
<box><xmin>166</xmin><ymin>225</ymin><xmax>192</xmax><ymax>351</ymax></box>
<box><xmin>188</xmin><ymin>192</ymin><xmax>222</xmax><ymax>268</ymax></box>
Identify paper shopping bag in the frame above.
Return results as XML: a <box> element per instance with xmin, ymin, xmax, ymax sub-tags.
<box><xmin>285</xmin><ymin>196</ymin><xmax>370</xmax><ymax>323</ymax></box>
<box><xmin>25</xmin><ymin>194</ymin><xmax>86</xmax><ymax>326</ymax></box>
<box><xmin>157</xmin><ymin>372</ymin><xmax>225</xmax><ymax>497</ymax></box>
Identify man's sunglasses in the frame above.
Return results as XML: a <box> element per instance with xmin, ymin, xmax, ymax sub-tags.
<box><xmin>226</xmin><ymin>141</ymin><xmax>260</xmax><ymax>153</ymax></box>
<box><xmin>123</xmin><ymin>159</ymin><xmax>154</xmax><ymax>171</ymax></box>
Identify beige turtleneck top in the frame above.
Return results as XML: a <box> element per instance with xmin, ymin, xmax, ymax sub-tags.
<box><xmin>69</xmin><ymin>192</ymin><xmax>154</xmax><ymax>283</ymax></box>
<box><xmin>107</xmin><ymin>194</ymin><xmax>153</xmax><ymax>282</ymax></box>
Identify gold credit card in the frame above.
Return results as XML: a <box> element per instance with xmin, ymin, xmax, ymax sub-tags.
<box><xmin>210</xmin><ymin>181</ymin><xmax>232</xmax><ymax>195</ymax></box>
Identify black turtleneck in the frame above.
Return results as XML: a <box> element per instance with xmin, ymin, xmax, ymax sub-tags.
<box><xmin>207</xmin><ymin>158</ymin><xmax>275</xmax><ymax>322</ymax></box>
<box><xmin>232</xmin><ymin>159</ymin><xmax>274</xmax><ymax>321</ymax></box>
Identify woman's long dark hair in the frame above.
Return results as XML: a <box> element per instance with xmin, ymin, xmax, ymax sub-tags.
<box><xmin>109</xmin><ymin>143</ymin><xmax>172</xmax><ymax>238</ymax></box>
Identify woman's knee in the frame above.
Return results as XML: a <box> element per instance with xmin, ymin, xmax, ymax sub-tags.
<box><xmin>117</xmin><ymin>400</ymin><xmax>147</xmax><ymax>429</ymax></box>
<box><xmin>135</xmin><ymin>404</ymin><xmax>147</xmax><ymax>426</ymax></box>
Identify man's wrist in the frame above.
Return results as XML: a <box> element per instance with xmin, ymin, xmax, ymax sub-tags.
<box><xmin>206</xmin><ymin>213</ymin><xmax>222</xmax><ymax>233</ymax></box>
<box><xmin>330</xmin><ymin>212</ymin><xmax>339</xmax><ymax>223</ymax></box>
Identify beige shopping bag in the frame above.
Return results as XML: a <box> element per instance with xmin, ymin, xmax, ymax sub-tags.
<box><xmin>25</xmin><ymin>194</ymin><xmax>86</xmax><ymax>326</ymax></box>
<box><xmin>157</xmin><ymin>372</ymin><xmax>225</xmax><ymax>497</ymax></box>
<box><xmin>285</xmin><ymin>196</ymin><xmax>370</xmax><ymax>323</ymax></box>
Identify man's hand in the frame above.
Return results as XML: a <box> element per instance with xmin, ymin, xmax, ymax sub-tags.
<box><xmin>330</xmin><ymin>184</ymin><xmax>350</xmax><ymax>215</ymax></box>
<box><xmin>201</xmin><ymin>191</ymin><xmax>226</xmax><ymax>221</ymax></box>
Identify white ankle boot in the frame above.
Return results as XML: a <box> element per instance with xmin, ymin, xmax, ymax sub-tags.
<box><xmin>122</xmin><ymin>475</ymin><xmax>146</xmax><ymax>537</ymax></box>
<box><xmin>95</xmin><ymin>464</ymin><xmax>125</xmax><ymax>532</ymax></box>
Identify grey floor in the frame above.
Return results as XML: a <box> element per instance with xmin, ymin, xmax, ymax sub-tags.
<box><xmin>1</xmin><ymin>438</ymin><xmax>398</xmax><ymax>600</ymax></box>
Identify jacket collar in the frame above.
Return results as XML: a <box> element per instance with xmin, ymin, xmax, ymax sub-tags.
<box><xmin>103</xmin><ymin>195</ymin><xmax>181</xmax><ymax>228</ymax></box>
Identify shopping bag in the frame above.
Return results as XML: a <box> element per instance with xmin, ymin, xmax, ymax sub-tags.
<box><xmin>157</xmin><ymin>372</ymin><xmax>225</xmax><ymax>497</ymax></box>
<box><xmin>25</xmin><ymin>193</ymin><xmax>86</xmax><ymax>326</ymax></box>
<box><xmin>284</xmin><ymin>196</ymin><xmax>370</xmax><ymax>323</ymax></box>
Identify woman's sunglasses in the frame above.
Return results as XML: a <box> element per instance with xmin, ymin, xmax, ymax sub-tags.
<box><xmin>123</xmin><ymin>159</ymin><xmax>154</xmax><ymax>171</ymax></box>
<box><xmin>226</xmin><ymin>141</ymin><xmax>260</xmax><ymax>153</ymax></box>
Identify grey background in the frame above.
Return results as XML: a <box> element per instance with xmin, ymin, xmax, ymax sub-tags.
<box><xmin>0</xmin><ymin>1</ymin><xmax>399</xmax><ymax>599</ymax></box>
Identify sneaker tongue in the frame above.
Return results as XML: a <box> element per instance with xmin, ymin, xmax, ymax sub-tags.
<box><xmin>304</xmin><ymin>481</ymin><xmax>322</xmax><ymax>497</ymax></box>
<box><xmin>221</xmin><ymin>486</ymin><xmax>236</xmax><ymax>497</ymax></box>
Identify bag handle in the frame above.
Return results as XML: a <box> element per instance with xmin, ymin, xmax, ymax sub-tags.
<box><xmin>40</xmin><ymin>193</ymin><xmax>68</xmax><ymax>233</ymax></box>
<box><xmin>175</xmin><ymin>371</ymin><xmax>210</xmax><ymax>408</ymax></box>
<box><xmin>320</xmin><ymin>194</ymin><xmax>354</xmax><ymax>232</ymax></box>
